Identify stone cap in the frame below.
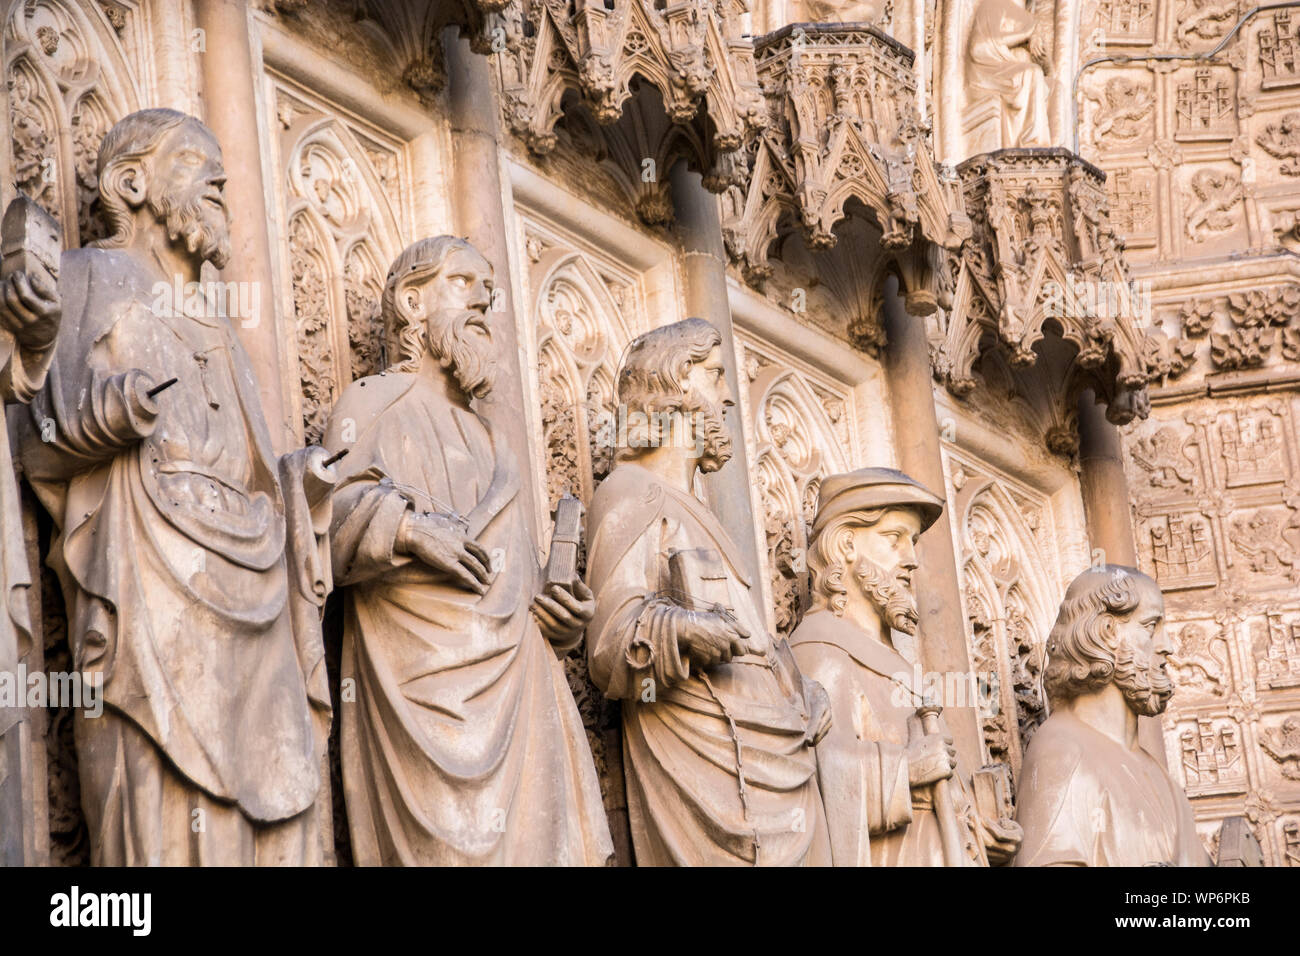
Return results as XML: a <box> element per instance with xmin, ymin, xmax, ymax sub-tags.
<box><xmin>812</xmin><ymin>467</ymin><xmax>944</xmax><ymax>538</ymax></box>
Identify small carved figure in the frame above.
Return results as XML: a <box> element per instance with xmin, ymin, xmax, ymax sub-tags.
<box><xmin>585</xmin><ymin>318</ymin><xmax>832</xmax><ymax>866</ymax></box>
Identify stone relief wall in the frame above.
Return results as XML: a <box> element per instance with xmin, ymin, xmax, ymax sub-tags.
<box><xmin>1126</xmin><ymin>390</ymin><xmax>1300</xmax><ymax>864</ymax></box>
<box><xmin>1077</xmin><ymin>0</ymin><xmax>1300</xmax><ymax>865</ymax></box>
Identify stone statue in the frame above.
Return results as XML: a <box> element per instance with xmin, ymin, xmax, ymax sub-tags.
<box><xmin>1014</xmin><ymin>565</ymin><xmax>1212</xmax><ymax>866</ymax></box>
<box><xmin>585</xmin><ymin>317</ymin><xmax>832</xmax><ymax>866</ymax></box>
<box><xmin>966</xmin><ymin>0</ymin><xmax>1051</xmax><ymax>148</ymax></box>
<box><xmin>0</xmin><ymin>198</ymin><xmax>62</xmax><ymax>866</ymax></box>
<box><xmin>19</xmin><ymin>109</ymin><xmax>334</xmax><ymax>865</ymax></box>
<box><xmin>799</xmin><ymin>0</ymin><xmax>890</xmax><ymax>24</ymax></box>
<box><xmin>322</xmin><ymin>236</ymin><xmax>611</xmax><ymax>866</ymax></box>
<box><xmin>790</xmin><ymin>467</ymin><xmax>1022</xmax><ymax>865</ymax></box>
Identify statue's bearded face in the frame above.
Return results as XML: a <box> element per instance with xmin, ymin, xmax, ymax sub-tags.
<box><xmin>850</xmin><ymin>508</ymin><xmax>922</xmax><ymax>634</ymax></box>
<box><xmin>147</xmin><ymin>122</ymin><xmax>231</xmax><ymax>269</ymax></box>
<box><xmin>1111</xmin><ymin>577</ymin><xmax>1174</xmax><ymax>717</ymax></box>
<box><xmin>418</xmin><ymin>246</ymin><xmax>497</xmax><ymax>399</ymax></box>
<box><xmin>680</xmin><ymin>344</ymin><xmax>734</xmax><ymax>473</ymax></box>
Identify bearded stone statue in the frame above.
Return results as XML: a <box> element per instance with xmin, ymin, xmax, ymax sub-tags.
<box><xmin>585</xmin><ymin>317</ymin><xmax>832</xmax><ymax>866</ymax></box>
<box><xmin>19</xmin><ymin>109</ymin><xmax>334</xmax><ymax>865</ymax></box>
<box><xmin>1014</xmin><ymin>565</ymin><xmax>1211</xmax><ymax>867</ymax></box>
<box><xmin>789</xmin><ymin>468</ymin><xmax>1021</xmax><ymax>865</ymax></box>
<box><xmin>322</xmin><ymin>236</ymin><xmax>611</xmax><ymax>865</ymax></box>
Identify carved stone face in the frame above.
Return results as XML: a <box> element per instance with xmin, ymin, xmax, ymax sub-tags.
<box><xmin>148</xmin><ymin>120</ymin><xmax>231</xmax><ymax>269</ymax></box>
<box><xmin>850</xmin><ymin>506</ymin><xmax>922</xmax><ymax>634</ymax></box>
<box><xmin>412</xmin><ymin>245</ymin><xmax>497</xmax><ymax>399</ymax></box>
<box><xmin>1112</xmin><ymin>574</ymin><xmax>1175</xmax><ymax>717</ymax></box>
<box><xmin>680</xmin><ymin>344</ymin><xmax>734</xmax><ymax>473</ymax></box>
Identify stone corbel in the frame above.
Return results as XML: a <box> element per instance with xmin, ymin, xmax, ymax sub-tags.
<box><xmin>491</xmin><ymin>0</ymin><xmax>766</xmax><ymax>189</ymax></box>
<box><xmin>933</xmin><ymin>148</ymin><xmax>1157</xmax><ymax>451</ymax></box>
<box><xmin>722</xmin><ymin>23</ymin><xmax>968</xmax><ymax>287</ymax></box>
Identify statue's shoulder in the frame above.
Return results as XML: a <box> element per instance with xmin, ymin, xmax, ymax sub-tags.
<box><xmin>589</xmin><ymin>463</ymin><xmax>665</xmax><ymax>528</ymax></box>
<box><xmin>1022</xmin><ymin>711</ymin><xmax>1088</xmax><ymax>775</ymax></box>
<box><xmin>327</xmin><ymin>371</ymin><xmax>415</xmax><ymax>432</ymax></box>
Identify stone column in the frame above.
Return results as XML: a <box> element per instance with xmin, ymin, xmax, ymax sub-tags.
<box><xmin>1076</xmin><ymin>390</ymin><xmax>1167</xmax><ymax>763</ymax></box>
<box><xmin>195</xmin><ymin>0</ymin><xmax>290</xmax><ymax>449</ymax></box>
<box><xmin>1076</xmin><ymin>389</ymin><xmax>1137</xmax><ymax>565</ymax></box>
<box><xmin>670</xmin><ymin>161</ymin><xmax>763</xmax><ymax>587</ymax></box>
<box><xmin>882</xmin><ymin>281</ymin><xmax>983</xmax><ymax>768</ymax></box>
<box><xmin>444</xmin><ymin>28</ymin><xmax>540</xmax><ymax>530</ymax></box>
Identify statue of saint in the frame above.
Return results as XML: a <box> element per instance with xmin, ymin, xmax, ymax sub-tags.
<box><xmin>323</xmin><ymin>236</ymin><xmax>612</xmax><ymax>865</ymax></box>
<box><xmin>966</xmin><ymin>0</ymin><xmax>1051</xmax><ymax>148</ymax></box>
<box><xmin>799</xmin><ymin>0</ymin><xmax>890</xmax><ymax>24</ymax></box>
<box><xmin>0</xmin><ymin>199</ymin><xmax>62</xmax><ymax>866</ymax></box>
<box><xmin>585</xmin><ymin>318</ymin><xmax>832</xmax><ymax>866</ymax></box>
<box><xmin>20</xmin><ymin>109</ymin><xmax>333</xmax><ymax>865</ymax></box>
<box><xmin>790</xmin><ymin>468</ymin><xmax>1022</xmax><ymax>865</ymax></box>
<box><xmin>1015</xmin><ymin>565</ymin><xmax>1211</xmax><ymax>866</ymax></box>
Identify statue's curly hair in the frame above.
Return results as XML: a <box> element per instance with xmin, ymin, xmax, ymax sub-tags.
<box><xmin>1043</xmin><ymin>565</ymin><xmax>1146</xmax><ymax>705</ymax></box>
<box><xmin>807</xmin><ymin>509</ymin><xmax>888</xmax><ymax>616</ymax></box>
<box><xmin>614</xmin><ymin>317</ymin><xmax>721</xmax><ymax>456</ymax></box>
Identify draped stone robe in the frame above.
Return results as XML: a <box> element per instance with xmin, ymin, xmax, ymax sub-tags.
<box><xmin>586</xmin><ymin>462</ymin><xmax>830</xmax><ymax>866</ymax></box>
<box><xmin>323</xmin><ymin>370</ymin><xmax>611</xmax><ymax>866</ymax></box>
<box><xmin>1015</xmin><ymin>710</ymin><xmax>1211</xmax><ymax>867</ymax></box>
<box><xmin>0</xmin><ymin>319</ymin><xmax>54</xmax><ymax>866</ymax></box>
<box><xmin>20</xmin><ymin>247</ymin><xmax>331</xmax><ymax>865</ymax></box>
<box><xmin>966</xmin><ymin>0</ymin><xmax>1050</xmax><ymax>147</ymax></box>
<box><xmin>790</xmin><ymin>610</ymin><xmax>988</xmax><ymax>866</ymax></box>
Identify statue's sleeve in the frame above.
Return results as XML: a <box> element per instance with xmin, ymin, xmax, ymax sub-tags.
<box><xmin>328</xmin><ymin>472</ymin><xmax>415</xmax><ymax>587</ymax></box>
<box><xmin>586</xmin><ymin>504</ymin><xmax>692</xmax><ymax>700</ymax></box>
<box><xmin>0</xmin><ymin>339</ymin><xmax>53</xmax><ymax>407</ymax></box>
<box><xmin>24</xmin><ymin>305</ymin><xmax>156</xmax><ymax>479</ymax></box>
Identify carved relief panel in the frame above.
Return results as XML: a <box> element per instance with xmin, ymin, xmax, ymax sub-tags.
<box><xmin>268</xmin><ymin>82</ymin><xmax>409</xmax><ymax>444</ymax></box>
<box><xmin>947</xmin><ymin>450</ymin><xmax>1063</xmax><ymax>783</ymax></box>
<box><xmin>1128</xmin><ymin>392</ymin><xmax>1300</xmax><ymax>864</ymax></box>
<box><xmin>738</xmin><ymin>337</ymin><xmax>857</xmax><ymax>637</ymax></box>
<box><xmin>4</xmin><ymin>0</ymin><xmax>145</xmax><ymax>243</ymax></box>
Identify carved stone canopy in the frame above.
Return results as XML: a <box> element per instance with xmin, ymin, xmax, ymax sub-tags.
<box><xmin>489</xmin><ymin>0</ymin><xmax>767</xmax><ymax>187</ymax></box>
<box><xmin>723</xmin><ymin>22</ymin><xmax>970</xmax><ymax>286</ymax></box>
<box><xmin>931</xmin><ymin>147</ymin><xmax>1156</xmax><ymax>443</ymax></box>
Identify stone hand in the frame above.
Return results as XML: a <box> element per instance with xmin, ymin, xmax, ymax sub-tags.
<box><xmin>979</xmin><ymin>814</ymin><xmax>1023</xmax><ymax>866</ymax></box>
<box><xmin>0</xmin><ymin>269</ymin><xmax>59</xmax><ymax>352</ymax></box>
<box><xmin>531</xmin><ymin>579</ymin><xmax>594</xmax><ymax>646</ymax></box>
<box><xmin>803</xmin><ymin>677</ymin><xmax>833</xmax><ymax>747</ymax></box>
<box><xmin>907</xmin><ymin>728</ymin><xmax>957</xmax><ymax>787</ymax></box>
<box><xmin>675</xmin><ymin>608</ymin><xmax>751</xmax><ymax>672</ymax></box>
<box><xmin>397</xmin><ymin>511</ymin><xmax>493</xmax><ymax>594</ymax></box>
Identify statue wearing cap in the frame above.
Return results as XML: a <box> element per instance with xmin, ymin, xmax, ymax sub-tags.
<box><xmin>790</xmin><ymin>467</ymin><xmax>1022</xmax><ymax>865</ymax></box>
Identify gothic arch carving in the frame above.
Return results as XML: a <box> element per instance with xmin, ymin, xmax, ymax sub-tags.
<box><xmin>744</xmin><ymin>345</ymin><xmax>854</xmax><ymax>635</ymax></box>
<box><xmin>277</xmin><ymin>99</ymin><xmax>404</xmax><ymax>443</ymax></box>
<box><xmin>951</xmin><ymin>457</ymin><xmax>1061</xmax><ymax>781</ymax></box>
<box><xmin>5</xmin><ymin>0</ymin><xmax>142</xmax><ymax>245</ymax></box>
